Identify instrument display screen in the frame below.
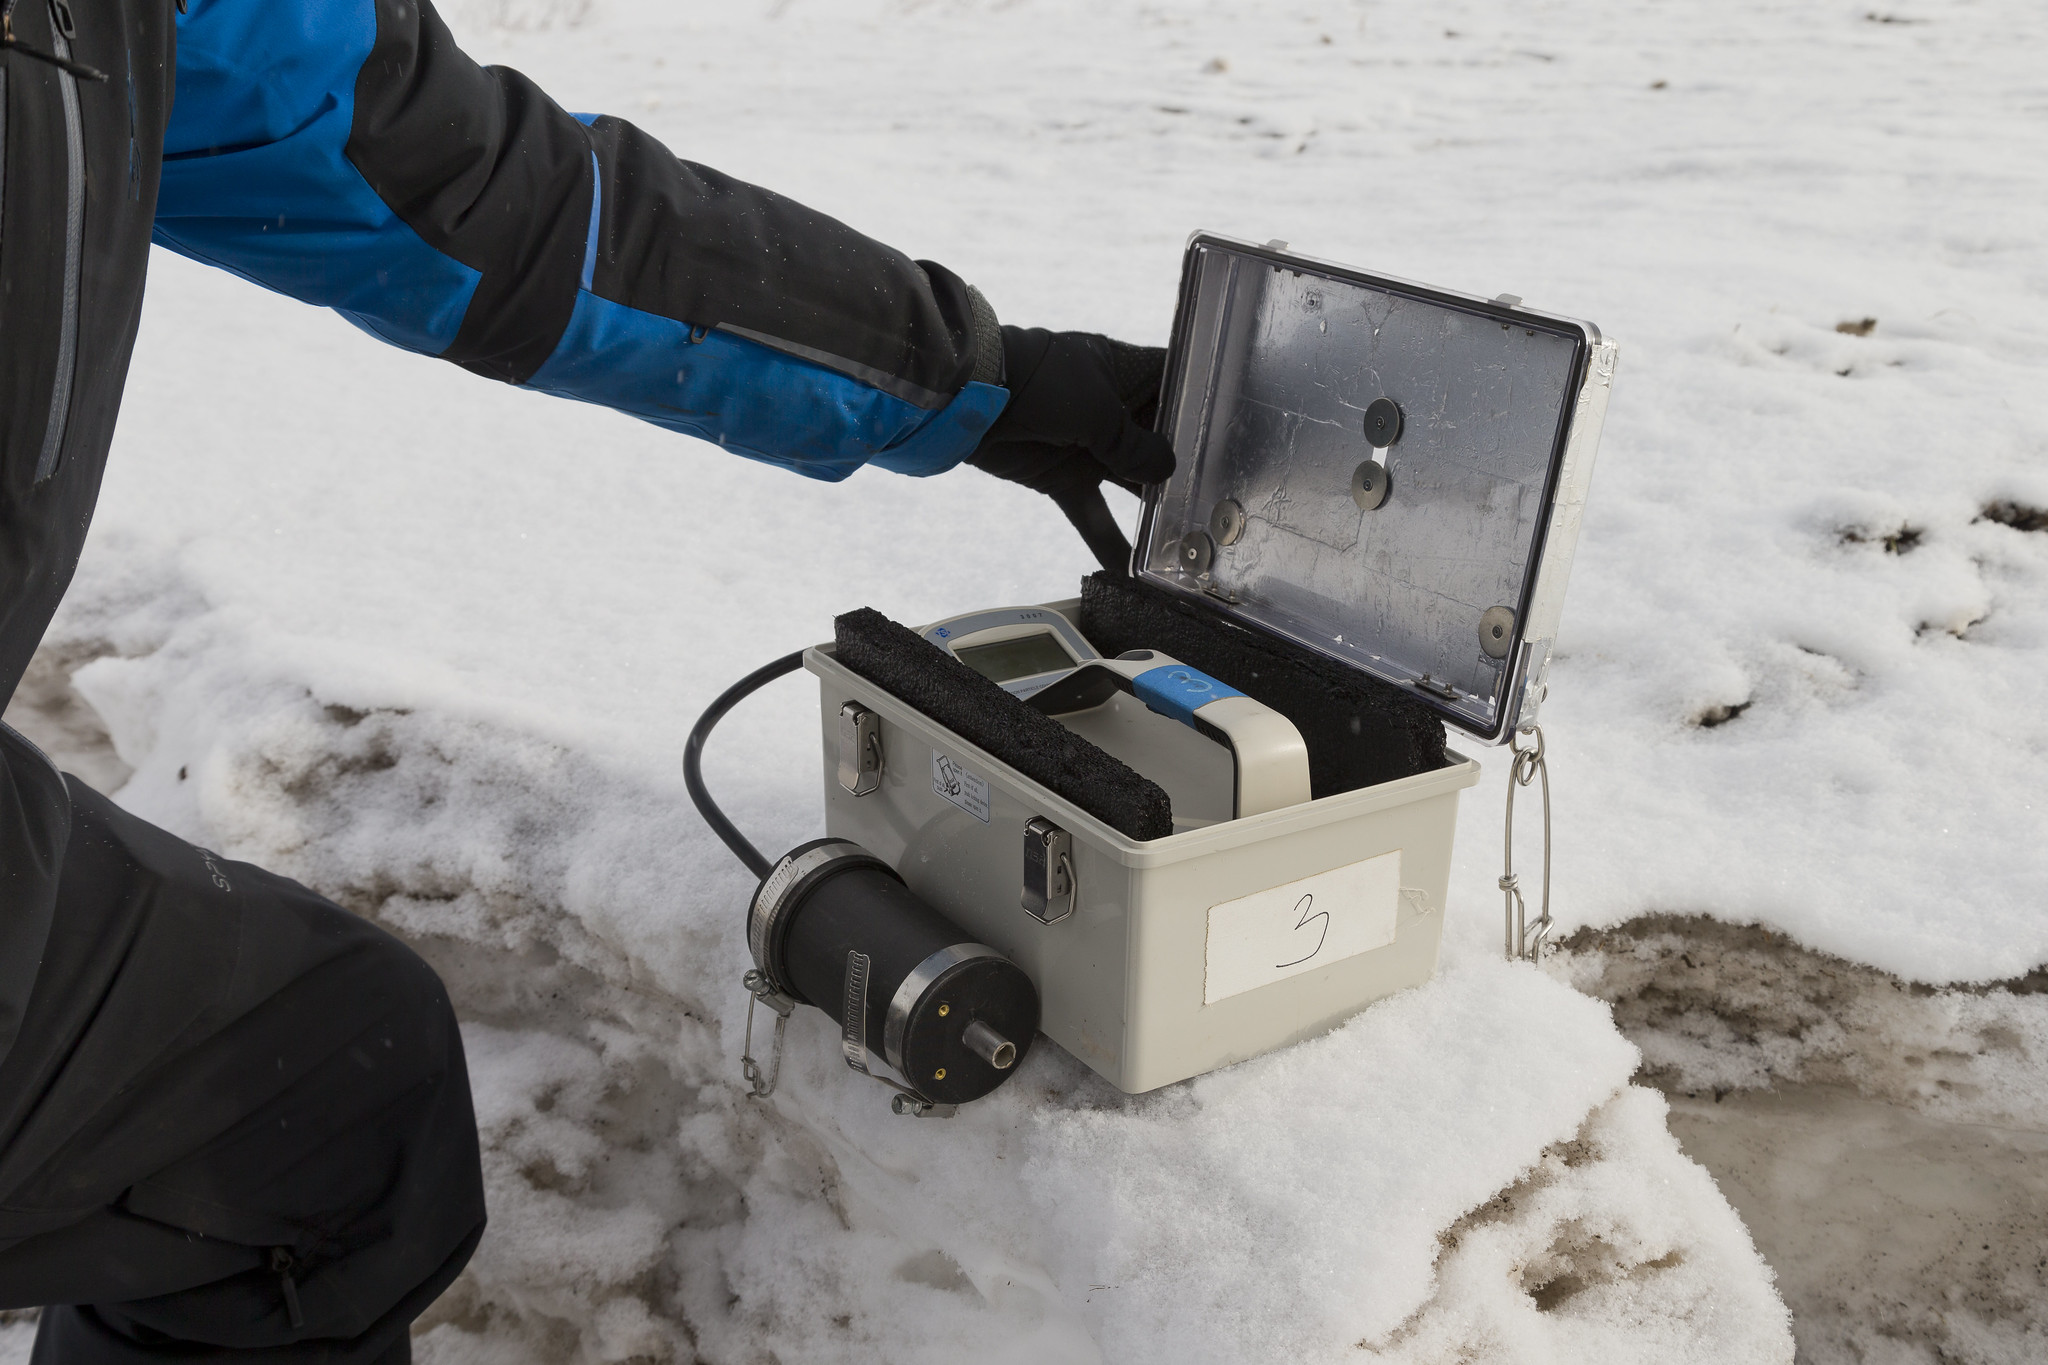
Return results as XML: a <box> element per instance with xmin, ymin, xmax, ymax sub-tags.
<box><xmin>953</xmin><ymin>632</ymin><xmax>1077</xmax><ymax>684</ymax></box>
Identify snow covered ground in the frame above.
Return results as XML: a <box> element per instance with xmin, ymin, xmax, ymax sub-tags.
<box><xmin>7</xmin><ymin>0</ymin><xmax>2048</xmax><ymax>1359</ymax></box>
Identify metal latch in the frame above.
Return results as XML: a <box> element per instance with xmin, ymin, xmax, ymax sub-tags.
<box><xmin>837</xmin><ymin>702</ymin><xmax>883</xmax><ymax>796</ymax></box>
<box><xmin>1022</xmin><ymin>817</ymin><xmax>1076</xmax><ymax>924</ymax></box>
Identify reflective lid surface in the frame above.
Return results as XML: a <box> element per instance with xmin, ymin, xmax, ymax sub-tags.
<box><xmin>1137</xmin><ymin>236</ymin><xmax>1599</xmax><ymax>740</ymax></box>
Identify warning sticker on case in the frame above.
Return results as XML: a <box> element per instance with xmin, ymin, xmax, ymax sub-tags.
<box><xmin>930</xmin><ymin>750</ymin><xmax>991</xmax><ymax>823</ymax></box>
<box><xmin>1203</xmin><ymin>850</ymin><xmax>1402</xmax><ymax>1004</ymax></box>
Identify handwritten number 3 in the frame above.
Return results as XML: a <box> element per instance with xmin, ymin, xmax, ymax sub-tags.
<box><xmin>1275</xmin><ymin>893</ymin><xmax>1330</xmax><ymax>969</ymax></box>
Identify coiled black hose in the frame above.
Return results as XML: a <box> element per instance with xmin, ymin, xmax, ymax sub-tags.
<box><xmin>683</xmin><ymin>650</ymin><xmax>806</xmax><ymax>880</ymax></box>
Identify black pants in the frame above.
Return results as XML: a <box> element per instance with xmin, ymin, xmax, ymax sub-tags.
<box><xmin>0</xmin><ymin>735</ymin><xmax>485</xmax><ymax>1361</ymax></box>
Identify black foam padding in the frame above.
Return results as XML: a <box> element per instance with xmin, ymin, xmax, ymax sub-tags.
<box><xmin>833</xmin><ymin>608</ymin><xmax>1175</xmax><ymax>842</ymax></box>
<box><xmin>1078</xmin><ymin>573</ymin><xmax>1448</xmax><ymax>798</ymax></box>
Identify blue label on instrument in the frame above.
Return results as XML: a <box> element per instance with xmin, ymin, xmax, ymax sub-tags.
<box><xmin>1131</xmin><ymin>664</ymin><xmax>1244</xmax><ymax>726</ymax></box>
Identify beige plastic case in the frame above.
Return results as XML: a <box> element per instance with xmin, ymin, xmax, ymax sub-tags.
<box><xmin>806</xmin><ymin>235</ymin><xmax>1611</xmax><ymax>1094</ymax></box>
<box><xmin>808</xmin><ymin>622</ymin><xmax>1482</xmax><ymax>1095</ymax></box>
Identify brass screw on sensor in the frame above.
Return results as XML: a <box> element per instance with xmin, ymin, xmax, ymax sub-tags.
<box><xmin>937</xmin><ymin>1004</ymin><xmax>950</xmax><ymax>1017</ymax></box>
<box><xmin>934</xmin><ymin>1068</ymin><xmax>947</xmax><ymax>1080</ymax></box>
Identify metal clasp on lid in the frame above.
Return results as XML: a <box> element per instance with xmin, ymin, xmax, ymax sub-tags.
<box><xmin>1022</xmin><ymin>817</ymin><xmax>1075</xmax><ymax>924</ymax></box>
<box><xmin>838</xmin><ymin>702</ymin><xmax>883</xmax><ymax>796</ymax></box>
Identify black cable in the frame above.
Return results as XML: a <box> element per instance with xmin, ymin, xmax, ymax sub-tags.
<box><xmin>684</xmin><ymin>650</ymin><xmax>806</xmax><ymax>880</ymax></box>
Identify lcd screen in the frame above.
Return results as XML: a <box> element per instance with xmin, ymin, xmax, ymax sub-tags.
<box><xmin>953</xmin><ymin>632</ymin><xmax>1076</xmax><ymax>683</ymax></box>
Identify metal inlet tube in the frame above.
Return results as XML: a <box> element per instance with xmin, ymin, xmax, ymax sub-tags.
<box><xmin>963</xmin><ymin>1020</ymin><xmax>1016</xmax><ymax>1070</ymax></box>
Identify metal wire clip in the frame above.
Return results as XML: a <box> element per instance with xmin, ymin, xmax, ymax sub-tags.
<box><xmin>1501</xmin><ymin>724</ymin><xmax>1553</xmax><ymax>962</ymax></box>
<box><xmin>740</xmin><ymin>969</ymin><xmax>796</xmax><ymax>1098</ymax></box>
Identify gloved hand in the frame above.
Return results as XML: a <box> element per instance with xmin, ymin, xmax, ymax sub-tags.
<box><xmin>967</xmin><ymin>326</ymin><xmax>1176</xmax><ymax>574</ymax></box>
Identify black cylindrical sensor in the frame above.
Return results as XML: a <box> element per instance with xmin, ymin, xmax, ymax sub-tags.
<box><xmin>748</xmin><ymin>839</ymin><xmax>1039</xmax><ymax>1106</ymax></box>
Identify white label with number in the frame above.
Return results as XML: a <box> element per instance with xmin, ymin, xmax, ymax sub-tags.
<box><xmin>930</xmin><ymin>750</ymin><xmax>991</xmax><ymax>823</ymax></box>
<box><xmin>1202</xmin><ymin>850</ymin><xmax>1403</xmax><ymax>1004</ymax></box>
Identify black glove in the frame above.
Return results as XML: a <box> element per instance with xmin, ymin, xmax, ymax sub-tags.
<box><xmin>967</xmin><ymin>326</ymin><xmax>1176</xmax><ymax>574</ymax></box>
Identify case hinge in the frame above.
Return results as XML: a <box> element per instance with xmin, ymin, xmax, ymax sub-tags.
<box><xmin>1410</xmin><ymin>674</ymin><xmax>1460</xmax><ymax>702</ymax></box>
<box><xmin>1512</xmin><ymin>639</ymin><xmax>1553</xmax><ymax>731</ymax></box>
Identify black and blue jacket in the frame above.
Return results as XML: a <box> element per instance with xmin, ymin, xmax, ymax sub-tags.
<box><xmin>0</xmin><ymin>0</ymin><xmax>1002</xmax><ymax>1066</ymax></box>
<box><xmin>158</xmin><ymin>0</ymin><xmax>1008</xmax><ymax>482</ymax></box>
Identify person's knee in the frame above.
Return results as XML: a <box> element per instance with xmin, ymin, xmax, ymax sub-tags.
<box><xmin>119</xmin><ymin>912</ymin><xmax>483</xmax><ymax>1269</ymax></box>
<box><xmin>11</xmin><ymin>797</ymin><xmax>481</xmax><ymax>1362</ymax></box>
<box><xmin>350</xmin><ymin>924</ymin><xmax>464</xmax><ymax>1063</ymax></box>
<box><xmin>339</xmin><ymin>927</ymin><xmax>484</xmax><ymax>1208</ymax></box>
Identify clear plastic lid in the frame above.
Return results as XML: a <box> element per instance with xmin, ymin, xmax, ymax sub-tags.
<box><xmin>1136</xmin><ymin>236</ymin><xmax>1608</xmax><ymax>742</ymax></box>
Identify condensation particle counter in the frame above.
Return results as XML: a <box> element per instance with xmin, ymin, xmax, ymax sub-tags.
<box><xmin>705</xmin><ymin>233</ymin><xmax>1616</xmax><ymax>1108</ymax></box>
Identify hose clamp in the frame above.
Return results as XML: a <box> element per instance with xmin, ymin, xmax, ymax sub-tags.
<box><xmin>747</xmin><ymin>838</ymin><xmax>872</xmax><ymax>997</ymax></box>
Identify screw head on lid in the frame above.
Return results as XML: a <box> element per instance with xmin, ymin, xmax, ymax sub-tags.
<box><xmin>1363</xmin><ymin>397</ymin><xmax>1404</xmax><ymax>447</ymax></box>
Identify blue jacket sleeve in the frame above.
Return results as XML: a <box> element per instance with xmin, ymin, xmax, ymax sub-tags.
<box><xmin>154</xmin><ymin>0</ymin><xmax>1006</xmax><ymax>480</ymax></box>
